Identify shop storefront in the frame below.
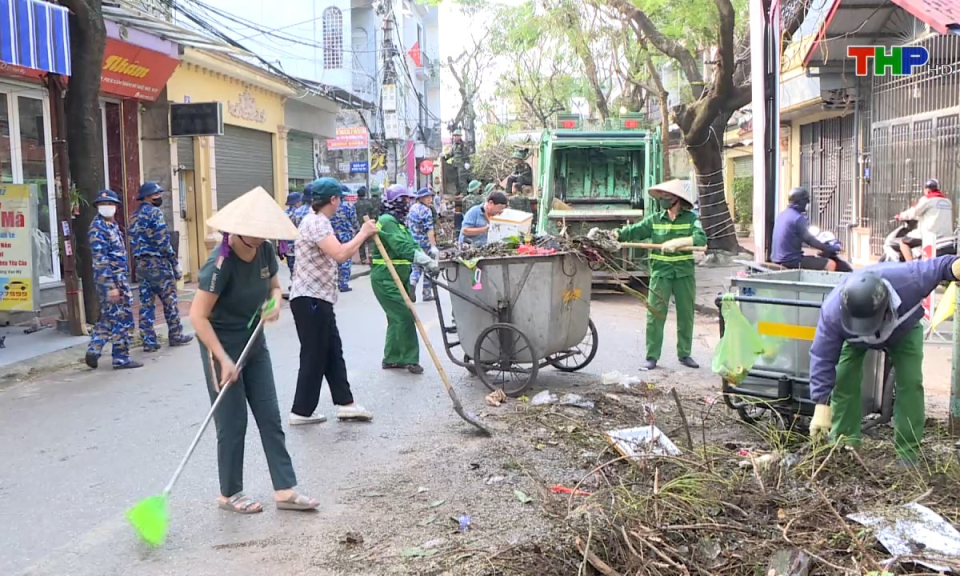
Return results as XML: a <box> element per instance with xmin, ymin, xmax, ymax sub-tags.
<box><xmin>0</xmin><ymin>0</ymin><xmax>72</xmax><ymax>314</ymax></box>
<box><xmin>284</xmin><ymin>96</ymin><xmax>338</xmax><ymax>192</ymax></box>
<box><xmin>165</xmin><ymin>48</ymin><xmax>293</xmax><ymax>279</ymax></box>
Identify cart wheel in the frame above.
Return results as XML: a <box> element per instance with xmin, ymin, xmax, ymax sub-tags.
<box><xmin>464</xmin><ymin>354</ymin><xmax>477</xmax><ymax>376</ymax></box>
<box><xmin>547</xmin><ymin>319</ymin><xmax>599</xmax><ymax>372</ymax></box>
<box><xmin>473</xmin><ymin>323</ymin><xmax>539</xmax><ymax>397</ymax></box>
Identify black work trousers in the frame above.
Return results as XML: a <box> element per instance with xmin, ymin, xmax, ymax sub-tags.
<box><xmin>290</xmin><ymin>296</ymin><xmax>354</xmax><ymax>416</ymax></box>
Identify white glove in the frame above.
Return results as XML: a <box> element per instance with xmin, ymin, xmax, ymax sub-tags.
<box><xmin>174</xmin><ymin>264</ymin><xmax>183</xmax><ymax>280</ymax></box>
<box><xmin>809</xmin><ymin>404</ymin><xmax>832</xmax><ymax>440</ymax></box>
<box><xmin>428</xmin><ymin>246</ymin><xmax>440</xmax><ymax>259</ymax></box>
<box><xmin>661</xmin><ymin>237</ymin><xmax>694</xmax><ymax>254</ymax></box>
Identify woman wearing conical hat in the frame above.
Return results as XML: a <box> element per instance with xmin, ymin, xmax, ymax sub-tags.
<box><xmin>189</xmin><ymin>187</ymin><xmax>318</xmax><ymax>514</ymax></box>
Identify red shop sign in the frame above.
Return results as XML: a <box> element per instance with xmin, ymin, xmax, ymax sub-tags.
<box><xmin>98</xmin><ymin>39</ymin><xmax>178</xmax><ymax>101</ymax></box>
<box><xmin>419</xmin><ymin>159</ymin><xmax>434</xmax><ymax>175</ymax></box>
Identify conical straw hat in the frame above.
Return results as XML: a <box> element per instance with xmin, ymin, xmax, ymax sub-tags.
<box><xmin>649</xmin><ymin>179</ymin><xmax>697</xmax><ymax>206</ymax></box>
<box><xmin>206</xmin><ymin>187</ymin><xmax>299</xmax><ymax>241</ymax></box>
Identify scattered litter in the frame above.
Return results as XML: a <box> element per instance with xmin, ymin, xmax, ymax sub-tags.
<box><xmin>517</xmin><ymin>395</ymin><xmax>530</xmax><ymax>403</ymax></box>
<box><xmin>514</xmin><ymin>490</ymin><xmax>533</xmax><ymax>504</ymax></box>
<box><xmin>604</xmin><ymin>393</ymin><xmax>621</xmax><ymax>403</ymax></box>
<box><xmin>415</xmin><ymin>486</ymin><xmax>429</xmax><ymax>494</ymax></box>
<box><xmin>458</xmin><ymin>514</ymin><xmax>472</xmax><ymax>532</ymax></box>
<box><xmin>848</xmin><ymin>502</ymin><xmax>960</xmax><ymax>572</ymax></box>
<box><xmin>601</xmin><ymin>371</ymin><xmax>644</xmax><ymax>388</ymax></box>
<box><xmin>485</xmin><ymin>389</ymin><xmax>507</xmax><ymax>407</ymax></box>
<box><xmin>765</xmin><ymin>547</ymin><xmax>811</xmax><ymax>576</ymax></box>
<box><xmin>530</xmin><ymin>390</ymin><xmax>558</xmax><ymax>406</ymax></box>
<box><xmin>605</xmin><ymin>425</ymin><xmax>682</xmax><ymax>460</ymax></box>
<box><xmin>418</xmin><ymin>513</ymin><xmax>438</xmax><ymax>527</ymax></box>
<box><xmin>428</xmin><ymin>499</ymin><xmax>446</xmax><ymax>509</ymax></box>
<box><xmin>339</xmin><ymin>532</ymin><xmax>364</xmax><ymax>546</ymax></box>
<box><xmin>560</xmin><ymin>393</ymin><xmax>595</xmax><ymax>409</ymax></box>
<box><xmin>695</xmin><ymin>537</ymin><xmax>722</xmax><ymax>563</ymax></box>
<box><xmin>486</xmin><ymin>475</ymin><xmax>506</xmax><ymax>485</ymax></box>
<box><xmin>362</xmin><ymin>492</ymin><xmax>385</xmax><ymax>498</ymax></box>
<box><xmin>550</xmin><ymin>486</ymin><xmax>591</xmax><ymax>496</ymax></box>
<box><xmin>401</xmin><ymin>546</ymin><xmax>438</xmax><ymax>558</ymax></box>
<box><xmin>703</xmin><ymin>396</ymin><xmax>718</xmax><ymax>405</ymax></box>
<box><xmin>738</xmin><ymin>453</ymin><xmax>780</xmax><ymax>470</ymax></box>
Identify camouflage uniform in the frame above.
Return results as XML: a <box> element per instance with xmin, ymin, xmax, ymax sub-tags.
<box><xmin>450</xmin><ymin>139</ymin><xmax>470</xmax><ymax>194</ymax></box>
<box><xmin>461</xmin><ymin>193</ymin><xmax>484</xmax><ymax>215</ymax></box>
<box><xmin>130</xmin><ymin>201</ymin><xmax>188</xmax><ymax>350</ymax></box>
<box><xmin>331</xmin><ymin>200</ymin><xmax>359</xmax><ymax>290</ymax></box>
<box><xmin>87</xmin><ymin>214</ymin><xmax>135</xmax><ymax>367</ymax></box>
<box><xmin>283</xmin><ymin>204</ymin><xmax>304</xmax><ymax>276</ymax></box>
<box><xmin>508</xmin><ymin>194</ymin><xmax>533</xmax><ymax>213</ymax></box>
<box><xmin>354</xmin><ymin>194</ymin><xmax>379</xmax><ymax>262</ymax></box>
<box><xmin>406</xmin><ymin>201</ymin><xmax>435</xmax><ymax>299</ymax></box>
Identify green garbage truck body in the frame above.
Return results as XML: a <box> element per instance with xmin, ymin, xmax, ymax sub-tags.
<box><xmin>535</xmin><ymin>124</ymin><xmax>664</xmax><ymax>285</ymax></box>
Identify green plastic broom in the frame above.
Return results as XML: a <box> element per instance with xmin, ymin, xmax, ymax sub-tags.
<box><xmin>126</xmin><ymin>298</ymin><xmax>275</xmax><ymax>546</ymax></box>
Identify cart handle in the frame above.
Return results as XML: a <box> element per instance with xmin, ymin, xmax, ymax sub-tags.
<box><xmin>713</xmin><ymin>295</ymin><xmax>823</xmax><ymax>309</ymax></box>
<box><xmin>431</xmin><ymin>277</ymin><xmax>500</xmax><ymax>316</ymax></box>
<box><xmin>621</xmin><ymin>242</ymin><xmax>707</xmax><ymax>252</ymax></box>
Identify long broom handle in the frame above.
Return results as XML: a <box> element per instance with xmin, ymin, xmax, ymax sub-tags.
<box><xmin>162</xmin><ymin>317</ymin><xmax>266</xmax><ymax>495</ymax></box>
<box><xmin>620</xmin><ymin>242</ymin><xmax>707</xmax><ymax>252</ymax></box>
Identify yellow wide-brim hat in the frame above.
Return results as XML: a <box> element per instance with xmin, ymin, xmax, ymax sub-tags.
<box><xmin>649</xmin><ymin>179</ymin><xmax>697</xmax><ymax>206</ymax></box>
<box><xmin>206</xmin><ymin>187</ymin><xmax>299</xmax><ymax>241</ymax></box>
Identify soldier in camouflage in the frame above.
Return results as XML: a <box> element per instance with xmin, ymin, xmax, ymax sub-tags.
<box><xmin>331</xmin><ymin>184</ymin><xmax>360</xmax><ymax>292</ymax></box>
<box><xmin>129</xmin><ymin>182</ymin><xmax>193</xmax><ymax>353</ymax></box>
<box><xmin>354</xmin><ymin>186</ymin><xmax>378</xmax><ymax>264</ymax></box>
<box><xmin>505</xmin><ymin>148</ymin><xmax>533</xmax><ymax>196</ymax></box>
<box><xmin>447</xmin><ymin>129</ymin><xmax>470</xmax><ymax>194</ymax></box>
<box><xmin>461</xmin><ymin>180</ymin><xmax>484</xmax><ymax>215</ymax></box>
<box><xmin>85</xmin><ymin>190</ymin><xmax>142</xmax><ymax>370</ymax></box>
<box><xmin>281</xmin><ymin>190</ymin><xmax>303</xmax><ymax>277</ymax></box>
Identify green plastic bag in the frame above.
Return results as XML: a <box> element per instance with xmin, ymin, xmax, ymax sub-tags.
<box><xmin>711</xmin><ymin>293</ymin><xmax>765</xmax><ymax>385</ymax></box>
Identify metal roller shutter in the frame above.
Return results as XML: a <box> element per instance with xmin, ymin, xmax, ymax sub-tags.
<box><xmin>733</xmin><ymin>156</ymin><xmax>753</xmax><ymax>179</ymax></box>
<box><xmin>176</xmin><ymin>137</ymin><xmax>194</xmax><ymax>170</ymax></box>
<box><xmin>287</xmin><ymin>131</ymin><xmax>315</xmax><ymax>181</ymax></box>
<box><xmin>215</xmin><ymin>125</ymin><xmax>274</xmax><ymax>208</ymax></box>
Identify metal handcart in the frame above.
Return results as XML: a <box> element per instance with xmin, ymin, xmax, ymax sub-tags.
<box><xmin>717</xmin><ymin>269</ymin><xmax>894</xmax><ymax>428</ymax></box>
<box><xmin>431</xmin><ymin>252</ymin><xmax>599</xmax><ymax>397</ymax></box>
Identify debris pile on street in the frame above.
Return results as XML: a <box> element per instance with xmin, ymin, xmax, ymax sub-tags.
<box><xmin>440</xmin><ymin>231</ymin><xmax>622</xmax><ymax>265</ymax></box>
<box><xmin>462</xmin><ymin>383</ymin><xmax>960</xmax><ymax>576</ymax></box>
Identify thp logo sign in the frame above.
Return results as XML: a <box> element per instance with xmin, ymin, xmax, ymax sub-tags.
<box><xmin>847</xmin><ymin>45</ymin><xmax>930</xmax><ymax>76</ymax></box>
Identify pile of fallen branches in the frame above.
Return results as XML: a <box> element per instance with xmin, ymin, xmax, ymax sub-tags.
<box><xmin>474</xmin><ymin>389</ymin><xmax>960</xmax><ymax>575</ymax></box>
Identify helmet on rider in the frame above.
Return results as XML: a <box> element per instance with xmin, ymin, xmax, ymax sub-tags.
<box><xmin>925</xmin><ymin>178</ymin><xmax>941</xmax><ymax>191</ymax></box>
<box><xmin>788</xmin><ymin>187</ymin><xmax>810</xmax><ymax>211</ymax></box>
<box><xmin>840</xmin><ymin>270</ymin><xmax>890</xmax><ymax>336</ymax></box>
<box><xmin>384</xmin><ymin>184</ymin><xmax>415</xmax><ymax>203</ymax></box>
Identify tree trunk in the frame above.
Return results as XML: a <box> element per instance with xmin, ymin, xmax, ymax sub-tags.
<box><xmin>658</xmin><ymin>92</ymin><xmax>671</xmax><ymax>180</ymax></box>
<box><xmin>685</xmin><ymin>115</ymin><xmax>739</xmax><ymax>252</ymax></box>
<box><xmin>63</xmin><ymin>0</ymin><xmax>106</xmax><ymax>322</ymax></box>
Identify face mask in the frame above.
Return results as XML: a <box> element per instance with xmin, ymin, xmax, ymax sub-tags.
<box><xmin>658</xmin><ymin>198</ymin><xmax>677</xmax><ymax>210</ymax></box>
<box><xmin>98</xmin><ymin>205</ymin><xmax>116</xmax><ymax>219</ymax></box>
<box><xmin>151</xmin><ymin>197</ymin><xmax>163</xmax><ymax>208</ymax></box>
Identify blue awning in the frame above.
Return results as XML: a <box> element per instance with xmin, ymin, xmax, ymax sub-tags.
<box><xmin>0</xmin><ymin>0</ymin><xmax>71</xmax><ymax>76</ymax></box>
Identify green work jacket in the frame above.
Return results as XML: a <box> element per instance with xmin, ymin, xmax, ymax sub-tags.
<box><xmin>372</xmin><ymin>214</ymin><xmax>420</xmax><ymax>267</ymax></box>
<box><xmin>616</xmin><ymin>209</ymin><xmax>707</xmax><ymax>279</ymax></box>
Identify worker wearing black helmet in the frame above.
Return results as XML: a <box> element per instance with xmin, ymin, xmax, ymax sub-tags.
<box><xmin>808</xmin><ymin>256</ymin><xmax>960</xmax><ymax>465</ymax></box>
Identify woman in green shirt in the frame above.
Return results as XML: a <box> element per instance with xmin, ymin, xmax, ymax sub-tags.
<box><xmin>189</xmin><ymin>187</ymin><xmax>318</xmax><ymax>514</ymax></box>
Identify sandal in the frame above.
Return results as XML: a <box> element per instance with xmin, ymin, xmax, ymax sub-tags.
<box><xmin>218</xmin><ymin>493</ymin><xmax>263</xmax><ymax>515</ymax></box>
<box><xmin>276</xmin><ymin>492</ymin><xmax>319</xmax><ymax>511</ymax></box>
<box><xmin>382</xmin><ymin>362</ymin><xmax>403</xmax><ymax>370</ymax></box>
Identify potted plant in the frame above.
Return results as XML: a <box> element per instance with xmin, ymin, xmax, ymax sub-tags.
<box><xmin>733</xmin><ymin>178</ymin><xmax>753</xmax><ymax>238</ymax></box>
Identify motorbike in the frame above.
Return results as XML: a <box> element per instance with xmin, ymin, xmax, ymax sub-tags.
<box><xmin>879</xmin><ymin>218</ymin><xmax>957</xmax><ymax>263</ymax></box>
<box><xmin>807</xmin><ymin>226</ymin><xmax>853</xmax><ymax>272</ymax></box>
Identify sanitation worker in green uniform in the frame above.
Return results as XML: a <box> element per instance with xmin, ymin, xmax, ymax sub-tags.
<box><xmin>371</xmin><ymin>184</ymin><xmax>439</xmax><ymax>374</ymax></box>
<box><xmin>608</xmin><ymin>179</ymin><xmax>707</xmax><ymax>371</ymax></box>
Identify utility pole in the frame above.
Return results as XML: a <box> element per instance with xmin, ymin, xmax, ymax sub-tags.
<box><xmin>48</xmin><ymin>75</ymin><xmax>85</xmax><ymax>336</ymax></box>
<box><xmin>380</xmin><ymin>0</ymin><xmax>395</xmax><ymax>184</ymax></box>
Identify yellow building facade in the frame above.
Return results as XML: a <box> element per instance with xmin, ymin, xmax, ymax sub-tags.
<box><xmin>165</xmin><ymin>48</ymin><xmax>295</xmax><ymax>280</ymax></box>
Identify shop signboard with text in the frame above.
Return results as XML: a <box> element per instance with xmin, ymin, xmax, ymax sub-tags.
<box><xmin>0</xmin><ymin>185</ymin><xmax>38</xmax><ymax>312</ymax></box>
<box><xmin>327</xmin><ymin>127</ymin><xmax>369</xmax><ymax>150</ymax></box>
<box><xmin>100</xmin><ymin>39</ymin><xmax>179</xmax><ymax>101</ymax></box>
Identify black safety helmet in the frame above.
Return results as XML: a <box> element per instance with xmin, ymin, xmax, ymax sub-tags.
<box><xmin>925</xmin><ymin>178</ymin><xmax>941</xmax><ymax>191</ymax></box>
<box><xmin>840</xmin><ymin>271</ymin><xmax>891</xmax><ymax>336</ymax></box>
<box><xmin>788</xmin><ymin>187</ymin><xmax>810</xmax><ymax>209</ymax></box>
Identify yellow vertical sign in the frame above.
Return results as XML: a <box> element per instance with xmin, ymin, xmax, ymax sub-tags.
<box><xmin>0</xmin><ymin>184</ymin><xmax>35</xmax><ymax>312</ymax></box>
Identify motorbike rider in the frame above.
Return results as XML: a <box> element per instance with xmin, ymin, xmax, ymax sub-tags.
<box><xmin>895</xmin><ymin>178</ymin><xmax>952</xmax><ymax>262</ymax></box>
<box><xmin>771</xmin><ymin>187</ymin><xmax>842</xmax><ymax>271</ymax></box>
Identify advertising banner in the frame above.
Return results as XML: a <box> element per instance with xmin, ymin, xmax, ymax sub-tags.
<box><xmin>327</xmin><ymin>127</ymin><xmax>369</xmax><ymax>150</ymax></box>
<box><xmin>0</xmin><ymin>184</ymin><xmax>37</xmax><ymax>312</ymax></box>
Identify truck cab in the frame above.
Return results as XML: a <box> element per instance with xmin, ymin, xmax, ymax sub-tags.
<box><xmin>535</xmin><ymin>113</ymin><xmax>664</xmax><ymax>286</ymax></box>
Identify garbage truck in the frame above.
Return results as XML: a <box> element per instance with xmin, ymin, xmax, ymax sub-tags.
<box><xmin>534</xmin><ymin>113</ymin><xmax>667</xmax><ymax>287</ymax></box>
